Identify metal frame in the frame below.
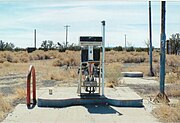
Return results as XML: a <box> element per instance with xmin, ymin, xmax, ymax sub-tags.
<box><xmin>78</xmin><ymin>21</ymin><xmax>105</xmax><ymax>96</ymax></box>
<box><xmin>78</xmin><ymin>40</ymin><xmax>104</xmax><ymax>95</ymax></box>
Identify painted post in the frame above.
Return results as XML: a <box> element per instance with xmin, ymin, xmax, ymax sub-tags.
<box><xmin>101</xmin><ymin>21</ymin><xmax>105</xmax><ymax>96</ymax></box>
<box><xmin>153</xmin><ymin>1</ymin><xmax>169</xmax><ymax>103</ymax></box>
<box><xmin>160</xmin><ymin>1</ymin><xmax>166</xmax><ymax>94</ymax></box>
<box><xmin>149</xmin><ymin>1</ymin><xmax>154</xmax><ymax>76</ymax></box>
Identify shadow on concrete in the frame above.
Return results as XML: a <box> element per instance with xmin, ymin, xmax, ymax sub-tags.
<box><xmin>84</xmin><ymin>105</ymin><xmax>122</xmax><ymax>115</ymax></box>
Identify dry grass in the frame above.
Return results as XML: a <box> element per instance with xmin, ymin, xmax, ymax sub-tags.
<box><xmin>0</xmin><ymin>50</ymin><xmax>180</xmax><ymax>122</ymax></box>
<box><xmin>166</xmin><ymin>72</ymin><xmax>180</xmax><ymax>84</ymax></box>
<box><xmin>105</xmin><ymin>63</ymin><xmax>122</xmax><ymax>87</ymax></box>
<box><xmin>15</xmin><ymin>88</ymin><xmax>26</xmax><ymax>100</ymax></box>
<box><xmin>53</xmin><ymin>50</ymin><xmax>80</xmax><ymax>67</ymax></box>
<box><xmin>153</xmin><ymin>103</ymin><xmax>180</xmax><ymax>122</ymax></box>
<box><xmin>47</xmin><ymin>69</ymin><xmax>78</xmax><ymax>81</ymax></box>
<box><xmin>0</xmin><ymin>94</ymin><xmax>11</xmax><ymax>121</ymax></box>
<box><xmin>167</xmin><ymin>89</ymin><xmax>180</xmax><ymax>97</ymax></box>
<box><xmin>105</xmin><ymin>51</ymin><xmax>148</xmax><ymax>63</ymax></box>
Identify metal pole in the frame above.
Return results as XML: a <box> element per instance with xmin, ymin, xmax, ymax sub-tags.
<box><xmin>149</xmin><ymin>1</ymin><xmax>154</xmax><ymax>76</ymax></box>
<box><xmin>34</xmin><ymin>29</ymin><xmax>36</xmax><ymax>49</ymax></box>
<box><xmin>125</xmin><ymin>34</ymin><xmax>126</xmax><ymax>51</ymax></box>
<box><xmin>160</xmin><ymin>1</ymin><xmax>166</xmax><ymax>94</ymax></box>
<box><xmin>64</xmin><ymin>25</ymin><xmax>70</xmax><ymax>48</ymax></box>
<box><xmin>101</xmin><ymin>20</ymin><xmax>105</xmax><ymax>96</ymax></box>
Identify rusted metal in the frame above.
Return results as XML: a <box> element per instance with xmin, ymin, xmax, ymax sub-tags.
<box><xmin>27</xmin><ymin>65</ymin><xmax>36</xmax><ymax>107</ymax></box>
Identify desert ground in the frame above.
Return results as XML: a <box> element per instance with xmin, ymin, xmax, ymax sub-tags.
<box><xmin>0</xmin><ymin>50</ymin><xmax>180</xmax><ymax>122</ymax></box>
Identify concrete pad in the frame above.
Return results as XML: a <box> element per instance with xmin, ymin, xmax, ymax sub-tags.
<box><xmin>3</xmin><ymin>104</ymin><xmax>160</xmax><ymax>123</ymax></box>
<box><xmin>121</xmin><ymin>72</ymin><xmax>143</xmax><ymax>77</ymax></box>
<box><xmin>37</xmin><ymin>87</ymin><xmax>143</xmax><ymax>107</ymax></box>
<box><xmin>122</xmin><ymin>77</ymin><xmax>159</xmax><ymax>85</ymax></box>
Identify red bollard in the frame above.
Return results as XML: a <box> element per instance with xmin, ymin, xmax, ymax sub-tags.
<box><xmin>26</xmin><ymin>65</ymin><xmax>36</xmax><ymax>107</ymax></box>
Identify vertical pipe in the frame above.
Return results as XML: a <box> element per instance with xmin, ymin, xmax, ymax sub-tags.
<box><xmin>27</xmin><ymin>74</ymin><xmax>31</xmax><ymax>106</ymax></box>
<box><xmin>32</xmin><ymin>67</ymin><xmax>36</xmax><ymax>104</ymax></box>
<box><xmin>149</xmin><ymin>1</ymin><xmax>154</xmax><ymax>76</ymax></box>
<box><xmin>160</xmin><ymin>1</ymin><xmax>166</xmax><ymax>94</ymax></box>
<box><xmin>101</xmin><ymin>21</ymin><xmax>105</xmax><ymax>96</ymax></box>
<box><xmin>34</xmin><ymin>29</ymin><xmax>36</xmax><ymax>49</ymax></box>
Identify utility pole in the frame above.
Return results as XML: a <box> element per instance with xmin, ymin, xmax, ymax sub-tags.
<box><xmin>154</xmin><ymin>1</ymin><xmax>169</xmax><ymax>103</ymax></box>
<box><xmin>64</xmin><ymin>25</ymin><xmax>70</xmax><ymax>48</ymax></box>
<box><xmin>125</xmin><ymin>34</ymin><xmax>127</xmax><ymax>51</ymax></box>
<box><xmin>101</xmin><ymin>20</ymin><xmax>105</xmax><ymax>96</ymax></box>
<box><xmin>34</xmin><ymin>29</ymin><xmax>36</xmax><ymax>49</ymax></box>
<box><xmin>149</xmin><ymin>1</ymin><xmax>154</xmax><ymax>76</ymax></box>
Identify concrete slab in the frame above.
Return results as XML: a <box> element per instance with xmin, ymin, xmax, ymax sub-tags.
<box><xmin>121</xmin><ymin>72</ymin><xmax>143</xmax><ymax>77</ymax></box>
<box><xmin>122</xmin><ymin>77</ymin><xmax>159</xmax><ymax>85</ymax></box>
<box><xmin>37</xmin><ymin>87</ymin><xmax>143</xmax><ymax>107</ymax></box>
<box><xmin>3</xmin><ymin>104</ymin><xmax>160</xmax><ymax>123</ymax></box>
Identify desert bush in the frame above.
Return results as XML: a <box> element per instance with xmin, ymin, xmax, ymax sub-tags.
<box><xmin>166</xmin><ymin>55</ymin><xmax>180</xmax><ymax>67</ymax></box>
<box><xmin>53</xmin><ymin>51</ymin><xmax>80</xmax><ymax>67</ymax></box>
<box><xmin>126</xmin><ymin>46</ymin><xmax>135</xmax><ymax>52</ymax></box>
<box><xmin>0</xmin><ymin>58</ymin><xmax>6</xmax><ymax>63</ymax></box>
<box><xmin>122</xmin><ymin>55</ymin><xmax>146</xmax><ymax>63</ymax></box>
<box><xmin>105</xmin><ymin>63</ymin><xmax>122</xmax><ymax>87</ymax></box>
<box><xmin>166</xmin><ymin>72</ymin><xmax>179</xmax><ymax>84</ymax></box>
<box><xmin>113</xmin><ymin>46</ymin><xmax>123</xmax><ymax>51</ymax></box>
<box><xmin>52</xmin><ymin>59</ymin><xmax>64</xmax><ymax>67</ymax></box>
<box><xmin>153</xmin><ymin>104</ymin><xmax>180</xmax><ymax>122</ymax></box>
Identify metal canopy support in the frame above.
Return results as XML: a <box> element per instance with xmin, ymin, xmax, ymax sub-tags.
<box><xmin>160</xmin><ymin>1</ymin><xmax>166</xmax><ymax>94</ymax></box>
<box><xmin>148</xmin><ymin>1</ymin><xmax>154</xmax><ymax>76</ymax></box>
<box><xmin>153</xmin><ymin>1</ymin><xmax>169</xmax><ymax>103</ymax></box>
<box><xmin>101</xmin><ymin>20</ymin><xmax>105</xmax><ymax>96</ymax></box>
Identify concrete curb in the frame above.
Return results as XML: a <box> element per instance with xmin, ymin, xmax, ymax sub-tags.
<box><xmin>121</xmin><ymin>72</ymin><xmax>143</xmax><ymax>77</ymax></box>
<box><xmin>38</xmin><ymin>97</ymin><xmax>143</xmax><ymax>107</ymax></box>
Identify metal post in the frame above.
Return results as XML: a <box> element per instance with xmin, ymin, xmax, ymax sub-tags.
<box><xmin>153</xmin><ymin>1</ymin><xmax>169</xmax><ymax>103</ymax></box>
<box><xmin>149</xmin><ymin>1</ymin><xmax>154</xmax><ymax>76</ymax></box>
<box><xmin>34</xmin><ymin>29</ymin><xmax>36</xmax><ymax>49</ymax></box>
<box><xmin>160</xmin><ymin>1</ymin><xmax>166</xmax><ymax>94</ymax></box>
<box><xmin>64</xmin><ymin>25</ymin><xmax>70</xmax><ymax>48</ymax></box>
<box><xmin>101</xmin><ymin>21</ymin><xmax>105</xmax><ymax>96</ymax></box>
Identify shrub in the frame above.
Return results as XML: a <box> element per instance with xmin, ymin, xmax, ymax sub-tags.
<box><xmin>126</xmin><ymin>46</ymin><xmax>135</xmax><ymax>52</ymax></box>
<box><xmin>153</xmin><ymin>104</ymin><xmax>180</xmax><ymax>122</ymax></box>
<box><xmin>113</xmin><ymin>46</ymin><xmax>123</xmax><ymax>51</ymax></box>
<box><xmin>0</xmin><ymin>58</ymin><xmax>6</xmax><ymax>63</ymax></box>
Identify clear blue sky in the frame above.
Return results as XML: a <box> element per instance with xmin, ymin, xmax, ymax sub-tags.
<box><xmin>0</xmin><ymin>0</ymin><xmax>180</xmax><ymax>48</ymax></box>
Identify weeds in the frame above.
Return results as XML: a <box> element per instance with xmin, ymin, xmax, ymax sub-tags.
<box><xmin>0</xmin><ymin>93</ymin><xmax>11</xmax><ymax>121</ymax></box>
<box><xmin>15</xmin><ymin>88</ymin><xmax>26</xmax><ymax>100</ymax></box>
<box><xmin>153</xmin><ymin>104</ymin><xmax>180</xmax><ymax>122</ymax></box>
<box><xmin>105</xmin><ymin>63</ymin><xmax>122</xmax><ymax>87</ymax></box>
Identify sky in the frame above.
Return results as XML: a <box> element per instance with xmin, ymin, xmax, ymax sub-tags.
<box><xmin>0</xmin><ymin>0</ymin><xmax>180</xmax><ymax>48</ymax></box>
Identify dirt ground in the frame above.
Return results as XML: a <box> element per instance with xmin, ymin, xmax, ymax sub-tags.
<box><xmin>0</xmin><ymin>55</ymin><xmax>180</xmax><ymax>122</ymax></box>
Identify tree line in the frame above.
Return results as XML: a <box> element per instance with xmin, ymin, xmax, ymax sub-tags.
<box><xmin>0</xmin><ymin>33</ymin><xmax>179</xmax><ymax>53</ymax></box>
